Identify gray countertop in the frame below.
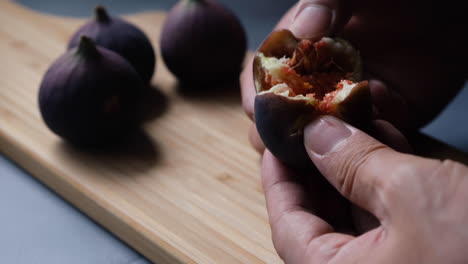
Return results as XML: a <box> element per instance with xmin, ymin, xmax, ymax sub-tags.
<box><xmin>1</xmin><ymin>0</ymin><xmax>467</xmax><ymax>263</ymax></box>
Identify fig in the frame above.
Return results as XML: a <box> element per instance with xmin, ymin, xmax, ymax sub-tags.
<box><xmin>39</xmin><ymin>36</ymin><xmax>145</xmax><ymax>147</ymax></box>
<box><xmin>68</xmin><ymin>6</ymin><xmax>156</xmax><ymax>83</ymax></box>
<box><xmin>160</xmin><ymin>0</ymin><xmax>247</xmax><ymax>85</ymax></box>
<box><xmin>254</xmin><ymin>29</ymin><xmax>371</xmax><ymax>169</ymax></box>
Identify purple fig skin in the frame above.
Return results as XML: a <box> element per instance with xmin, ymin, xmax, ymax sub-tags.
<box><xmin>257</xmin><ymin>29</ymin><xmax>297</xmax><ymax>59</ymax></box>
<box><xmin>68</xmin><ymin>6</ymin><xmax>156</xmax><ymax>84</ymax></box>
<box><xmin>334</xmin><ymin>81</ymin><xmax>372</xmax><ymax>127</ymax></box>
<box><xmin>160</xmin><ymin>0</ymin><xmax>247</xmax><ymax>85</ymax></box>
<box><xmin>254</xmin><ymin>93</ymin><xmax>317</xmax><ymax>169</ymax></box>
<box><xmin>39</xmin><ymin>36</ymin><xmax>145</xmax><ymax>147</ymax></box>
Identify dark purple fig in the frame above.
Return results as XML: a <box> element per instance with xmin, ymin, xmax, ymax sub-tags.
<box><xmin>68</xmin><ymin>6</ymin><xmax>156</xmax><ymax>83</ymax></box>
<box><xmin>39</xmin><ymin>36</ymin><xmax>145</xmax><ymax>147</ymax></box>
<box><xmin>160</xmin><ymin>0</ymin><xmax>247</xmax><ymax>85</ymax></box>
<box><xmin>254</xmin><ymin>29</ymin><xmax>371</xmax><ymax>169</ymax></box>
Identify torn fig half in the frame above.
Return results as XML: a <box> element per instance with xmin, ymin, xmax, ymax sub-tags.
<box><xmin>253</xmin><ymin>29</ymin><xmax>371</xmax><ymax>169</ymax></box>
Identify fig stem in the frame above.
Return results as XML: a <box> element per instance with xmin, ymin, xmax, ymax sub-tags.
<box><xmin>94</xmin><ymin>5</ymin><xmax>111</xmax><ymax>23</ymax></box>
<box><xmin>77</xmin><ymin>35</ymin><xmax>99</xmax><ymax>57</ymax></box>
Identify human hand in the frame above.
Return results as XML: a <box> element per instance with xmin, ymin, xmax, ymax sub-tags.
<box><xmin>242</xmin><ymin>0</ymin><xmax>467</xmax><ymax>152</ymax></box>
<box><xmin>262</xmin><ymin>115</ymin><xmax>468</xmax><ymax>264</ymax></box>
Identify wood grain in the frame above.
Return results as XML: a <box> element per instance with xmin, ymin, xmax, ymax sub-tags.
<box><xmin>1</xmin><ymin>1</ymin><xmax>468</xmax><ymax>264</ymax></box>
<box><xmin>0</xmin><ymin>1</ymin><xmax>278</xmax><ymax>263</ymax></box>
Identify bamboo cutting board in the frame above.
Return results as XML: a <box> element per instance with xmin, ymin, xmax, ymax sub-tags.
<box><xmin>0</xmin><ymin>1</ymin><xmax>279</xmax><ymax>263</ymax></box>
<box><xmin>1</xmin><ymin>1</ymin><xmax>468</xmax><ymax>264</ymax></box>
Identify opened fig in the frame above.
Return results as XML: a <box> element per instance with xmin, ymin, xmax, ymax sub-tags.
<box><xmin>68</xmin><ymin>6</ymin><xmax>156</xmax><ymax>83</ymax></box>
<box><xmin>254</xmin><ymin>29</ymin><xmax>371</xmax><ymax>169</ymax></box>
<box><xmin>160</xmin><ymin>0</ymin><xmax>247</xmax><ymax>85</ymax></box>
<box><xmin>39</xmin><ymin>36</ymin><xmax>145</xmax><ymax>146</ymax></box>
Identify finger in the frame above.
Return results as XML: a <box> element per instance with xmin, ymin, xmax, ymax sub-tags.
<box><xmin>263</xmin><ymin>150</ymin><xmax>391</xmax><ymax>263</ymax></box>
<box><xmin>290</xmin><ymin>0</ymin><xmax>352</xmax><ymax>39</ymax></box>
<box><xmin>369</xmin><ymin>119</ymin><xmax>413</xmax><ymax>154</ymax></box>
<box><xmin>240</xmin><ymin>56</ymin><xmax>256</xmax><ymax>120</ymax></box>
<box><xmin>303</xmin><ymin>116</ymin><xmax>413</xmax><ymax>220</ymax></box>
<box><xmin>248</xmin><ymin>123</ymin><xmax>265</xmax><ymax>153</ymax></box>
<box><xmin>369</xmin><ymin>79</ymin><xmax>411</xmax><ymax>132</ymax></box>
<box><xmin>261</xmin><ymin>151</ymin><xmax>349</xmax><ymax>263</ymax></box>
<box><xmin>351</xmin><ymin>205</ymin><xmax>380</xmax><ymax>234</ymax></box>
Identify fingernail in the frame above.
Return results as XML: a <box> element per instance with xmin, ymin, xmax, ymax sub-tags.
<box><xmin>304</xmin><ymin>116</ymin><xmax>352</xmax><ymax>156</ymax></box>
<box><xmin>290</xmin><ymin>3</ymin><xmax>332</xmax><ymax>39</ymax></box>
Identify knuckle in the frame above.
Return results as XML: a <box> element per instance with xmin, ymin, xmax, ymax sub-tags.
<box><xmin>334</xmin><ymin>143</ymin><xmax>386</xmax><ymax>198</ymax></box>
<box><xmin>438</xmin><ymin>159</ymin><xmax>467</xmax><ymax>176</ymax></box>
<box><xmin>377</xmin><ymin>158</ymin><xmax>464</xmax><ymax>200</ymax></box>
<box><xmin>427</xmin><ymin>159</ymin><xmax>468</xmax><ymax>186</ymax></box>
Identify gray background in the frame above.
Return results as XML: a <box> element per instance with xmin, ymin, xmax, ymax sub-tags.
<box><xmin>1</xmin><ymin>0</ymin><xmax>467</xmax><ymax>263</ymax></box>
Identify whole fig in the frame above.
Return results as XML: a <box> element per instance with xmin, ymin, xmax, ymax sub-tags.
<box><xmin>254</xmin><ymin>29</ymin><xmax>371</xmax><ymax>169</ymax></box>
<box><xmin>68</xmin><ymin>6</ymin><xmax>156</xmax><ymax>83</ymax></box>
<box><xmin>160</xmin><ymin>0</ymin><xmax>247</xmax><ymax>85</ymax></box>
<box><xmin>39</xmin><ymin>36</ymin><xmax>145</xmax><ymax>146</ymax></box>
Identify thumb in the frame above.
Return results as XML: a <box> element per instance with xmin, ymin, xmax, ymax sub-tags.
<box><xmin>303</xmin><ymin>116</ymin><xmax>409</xmax><ymax>219</ymax></box>
<box><xmin>289</xmin><ymin>0</ymin><xmax>351</xmax><ymax>39</ymax></box>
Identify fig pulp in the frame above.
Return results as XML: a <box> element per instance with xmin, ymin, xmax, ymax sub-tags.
<box><xmin>39</xmin><ymin>36</ymin><xmax>145</xmax><ymax>147</ymax></box>
<box><xmin>160</xmin><ymin>0</ymin><xmax>247</xmax><ymax>85</ymax></box>
<box><xmin>254</xmin><ymin>30</ymin><xmax>371</xmax><ymax>169</ymax></box>
<box><xmin>68</xmin><ymin>6</ymin><xmax>156</xmax><ymax>83</ymax></box>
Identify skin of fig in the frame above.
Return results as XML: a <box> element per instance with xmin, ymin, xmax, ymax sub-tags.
<box><xmin>67</xmin><ymin>9</ymin><xmax>156</xmax><ymax>84</ymax></box>
<box><xmin>257</xmin><ymin>29</ymin><xmax>297</xmax><ymax>59</ymax></box>
<box><xmin>38</xmin><ymin>44</ymin><xmax>145</xmax><ymax>147</ymax></box>
<box><xmin>334</xmin><ymin>81</ymin><xmax>372</xmax><ymax>128</ymax></box>
<box><xmin>160</xmin><ymin>0</ymin><xmax>247</xmax><ymax>85</ymax></box>
<box><xmin>254</xmin><ymin>30</ymin><xmax>372</xmax><ymax>169</ymax></box>
<box><xmin>254</xmin><ymin>93</ymin><xmax>318</xmax><ymax>169</ymax></box>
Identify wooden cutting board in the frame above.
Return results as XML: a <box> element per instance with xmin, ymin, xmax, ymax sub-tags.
<box><xmin>1</xmin><ymin>1</ymin><xmax>468</xmax><ymax>264</ymax></box>
<box><xmin>0</xmin><ymin>1</ymin><xmax>277</xmax><ymax>263</ymax></box>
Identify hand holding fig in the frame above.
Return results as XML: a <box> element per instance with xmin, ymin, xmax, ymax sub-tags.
<box><xmin>243</xmin><ymin>1</ymin><xmax>468</xmax><ymax>263</ymax></box>
<box><xmin>261</xmin><ymin>116</ymin><xmax>468</xmax><ymax>264</ymax></box>
<box><xmin>242</xmin><ymin>0</ymin><xmax>468</xmax><ymax>153</ymax></box>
